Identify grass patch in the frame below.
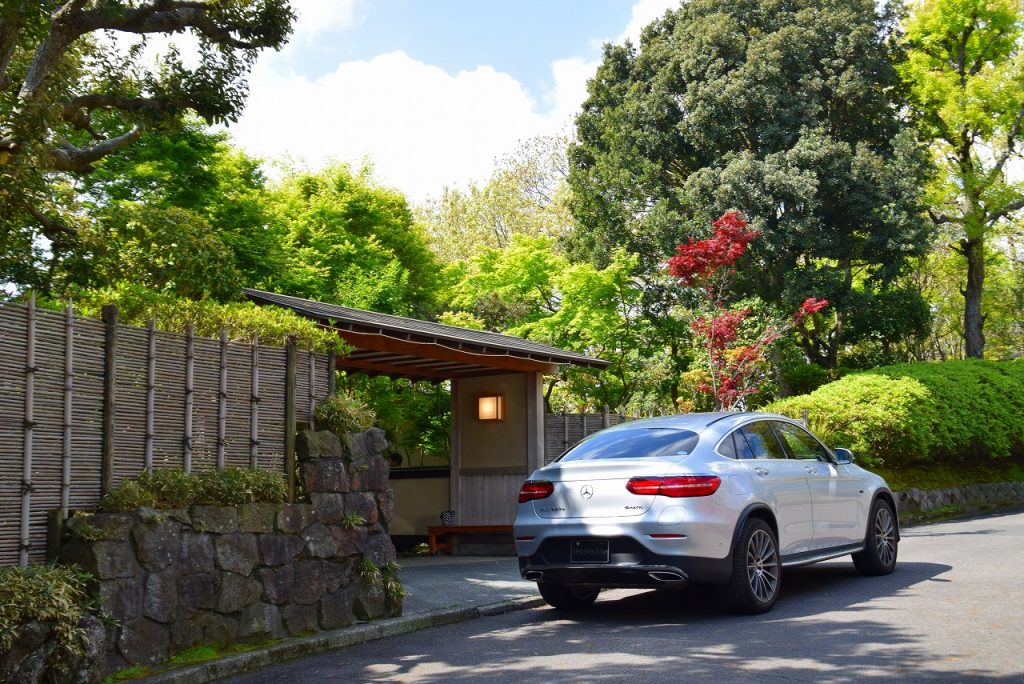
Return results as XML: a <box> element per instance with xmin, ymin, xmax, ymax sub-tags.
<box><xmin>104</xmin><ymin>639</ymin><xmax>283</xmax><ymax>682</ymax></box>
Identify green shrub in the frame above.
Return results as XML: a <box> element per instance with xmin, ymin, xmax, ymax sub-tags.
<box><xmin>768</xmin><ymin>359</ymin><xmax>1024</xmax><ymax>467</ymax></box>
<box><xmin>97</xmin><ymin>479</ymin><xmax>157</xmax><ymax>512</ymax></box>
<box><xmin>780</xmin><ymin>362</ymin><xmax>833</xmax><ymax>396</ymax></box>
<box><xmin>100</xmin><ymin>468</ymin><xmax>288</xmax><ymax>512</ymax></box>
<box><xmin>0</xmin><ymin>564</ymin><xmax>98</xmax><ymax>672</ymax></box>
<box><xmin>315</xmin><ymin>391</ymin><xmax>376</xmax><ymax>435</ymax></box>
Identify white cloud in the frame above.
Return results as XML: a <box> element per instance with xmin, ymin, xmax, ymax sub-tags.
<box><xmin>228</xmin><ymin>0</ymin><xmax>669</xmax><ymax>202</ymax></box>
<box><xmin>618</xmin><ymin>0</ymin><xmax>679</xmax><ymax>45</ymax></box>
<box><xmin>284</xmin><ymin>0</ymin><xmax>365</xmax><ymax>51</ymax></box>
<box><xmin>230</xmin><ymin>51</ymin><xmax>563</xmax><ymax>200</ymax></box>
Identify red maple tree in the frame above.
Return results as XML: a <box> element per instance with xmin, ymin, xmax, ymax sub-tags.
<box><xmin>669</xmin><ymin>211</ymin><xmax>828</xmax><ymax>410</ymax></box>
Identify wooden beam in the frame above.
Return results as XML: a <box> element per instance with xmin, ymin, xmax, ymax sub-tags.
<box><xmin>335</xmin><ymin>329</ymin><xmax>559</xmax><ymax>375</ymax></box>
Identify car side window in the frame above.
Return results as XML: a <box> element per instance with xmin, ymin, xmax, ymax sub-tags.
<box><xmin>738</xmin><ymin>421</ymin><xmax>788</xmax><ymax>460</ymax></box>
<box><xmin>717</xmin><ymin>429</ymin><xmax>756</xmax><ymax>460</ymax></box>
<box><xmin>773</xmin><ymin>422</ymin><xmax>831</xmax><ymax>462</ymax></box>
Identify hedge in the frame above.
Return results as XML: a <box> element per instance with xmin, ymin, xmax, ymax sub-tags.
<box><xmin>768</xmin><ymin>359</ymin><xmax>1024</xmax><ymax>467</ymax></box>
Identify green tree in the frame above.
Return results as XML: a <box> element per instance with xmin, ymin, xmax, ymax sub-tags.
<box><xmin>567</xmin><ymin>0</ymin><xmax>931</xmax><ymax>368</ymax></box>
<box><xmin>447</xmin><ymin>235</ymin><xmax>683</xmax><ymax>411</ymax></box>
<box><xmin>899</xmin><ymin>0</ymin><xmax>1024</xmax><ymax>358</ymax></box>
<box><xmin>58</xmin><ymin>201</ymin><xmax>241</xmax><ymax>299</ymax></box>
<box><xmin>269</xmin><ymin>164</ymin><xmax>441</xmax><ymax>316</ymax></box>
<box><xmin>417</xmin><ymin>135</ymin><xmax>573</xmax><ymax>264</ymax></box>
<box><xmin>79</xmin><ymin>121</ymin><xmax>286</xmax><ymax>288</ymax></box>
<box><xmin>0</xmin><ymin>0</ymin><xmax>294</xmax><ymax>291</ymax></box>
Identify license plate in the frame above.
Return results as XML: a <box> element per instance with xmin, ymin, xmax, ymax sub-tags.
<box><xmin>570</xmin><ymin>539</ymin><xmax>610</xmax><ymax>563</ymax></box>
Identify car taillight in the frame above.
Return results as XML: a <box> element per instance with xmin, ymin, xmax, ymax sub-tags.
<box><xmin>626</xmin><ymin>475</ymin><xmax>721</xmax><ymax>498</ymax></box>
<box><xmin>519</xmin><ymin>480</ymin><xmax>554</xmax><ymax>503</ymax></box>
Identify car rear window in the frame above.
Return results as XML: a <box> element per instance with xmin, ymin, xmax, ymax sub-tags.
<box><xmin>556</xmin><ymin>428</ymin><xmax>700</xmax><ymax>462</ymax></box>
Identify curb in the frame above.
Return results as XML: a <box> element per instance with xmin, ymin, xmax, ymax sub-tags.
<box><xmin>138</xmin><ymin>595</ymin><xmax>546</xmax><ymax>683</ymax></box>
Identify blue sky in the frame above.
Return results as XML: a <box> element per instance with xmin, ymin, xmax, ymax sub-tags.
<box><xmin>227</xmin><ymin>0</ymin><xmax>677</xmax><ymax>201</ymax></box>
<box><xmin>288</xmin><ymin>1</ymin><xmax>636</xmax><ymax>98</ymax></box>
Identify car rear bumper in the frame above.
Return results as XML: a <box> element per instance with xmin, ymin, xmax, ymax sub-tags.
<box><xmin>518</xmin><ymin>535</ymin><xmax>732</xmax><ymax>587</ymax></box>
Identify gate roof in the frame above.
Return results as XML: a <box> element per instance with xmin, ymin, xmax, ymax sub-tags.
<box><xmin>245</xmin><ymin>289</ymin><xmax>609</xmax><ymax>381</ymax></box>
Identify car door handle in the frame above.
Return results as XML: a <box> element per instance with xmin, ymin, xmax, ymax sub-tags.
<box><xmin>804</xmin><ymin>466</ymin><xmax>818</xmax><ymax>474</ymax></box>
<box><xmin>754</xmin><ymin>467</ymin><xmax>769</xmax><ymax>477</ymax></box>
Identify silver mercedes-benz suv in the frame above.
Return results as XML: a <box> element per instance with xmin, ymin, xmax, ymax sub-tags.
<box><xmin>514</xmin><ymin>412</ymin><xmax>898</xmax><ymax>614</ymax></box>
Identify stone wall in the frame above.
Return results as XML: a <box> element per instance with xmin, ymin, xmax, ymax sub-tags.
<box><xmin>896</xmin><ymin>481</ymin><xmax>1024</xmax><ymax>519</ymax></box>
<box><xmin>59</xmin><ymin>428</ymin><xmax>400</xmax><ymax>673</ymax></box>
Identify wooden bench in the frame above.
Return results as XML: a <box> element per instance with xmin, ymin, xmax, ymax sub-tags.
<box><xmin>427</xmin><ymin>525</ymin><xmax>513</xmax><ymax>555</ymax></box>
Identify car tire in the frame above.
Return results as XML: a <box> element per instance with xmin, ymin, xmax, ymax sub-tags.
<box><xmin>537</xmin><ymin>583</ymin><xmax>599</xmax><ymax>610</ymax></box>
<box><xmin>852</xmin><ymin>498</ymin><xmax>898</xmax><ymax>576</ymax></box>
<box><xmin>719</xmin><ymin>518</ymin><xmax>781</xmax><ymax>614</ymax></box>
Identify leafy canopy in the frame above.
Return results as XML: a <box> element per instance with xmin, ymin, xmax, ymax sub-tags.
<box><xmin>568</xmin><ymin>0</ymin><xmax>932</xmax><ymax>367</ymax></box>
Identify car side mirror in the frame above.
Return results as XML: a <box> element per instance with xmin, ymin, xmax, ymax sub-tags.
<box><xmin>833</xmin><ymin>448</ymin><xmax>854</xmax><ymax>465</ymax></box>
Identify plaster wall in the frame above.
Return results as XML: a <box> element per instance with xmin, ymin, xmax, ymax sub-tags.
<box><xmin>455</xmin><ymin>373</ymin><xmax>529</xmax><ymax>470</ymax></box>
<box><xmin>390</xmin><ymin>477</ymin><xmax>450</xmax><ymax>535</ymax></box>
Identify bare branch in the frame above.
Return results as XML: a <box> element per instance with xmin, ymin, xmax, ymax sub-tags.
<box><xmin>63</xmin><ymin>92</ymin><xmax>195</xmax><ymax>120</ymax></box>
<box><xmin>48</xmin><ymin>124</ymin><xmax>143</xmax><ymax>172</ymax></box>
<box><xmin>988</xmin><ymin>195</ymin><xmax>1024</xmax><ymax>224</ymax></box>
<box><xmin>27</xmin><ymin>206</ymin><xmax>78</xmax><ymax>247</ymax></box>
<box><xmin>22</xmin><ymin>1</ymin><xmax>284</xmax><ymax>101</ymax></box>
<box><xmin>80</xmin><ymin>3</ymin><xmax>279</xmax><ymax>51</ymax></box>
<box><xmin>927</xmin><ymin>208</ymin><xmax>961</xmax><ymax>225</ymax></box>
<box><xmin>987</xmin><ymin>105</ymin><xmax>1024</xmax><ymax>185</ymax></box>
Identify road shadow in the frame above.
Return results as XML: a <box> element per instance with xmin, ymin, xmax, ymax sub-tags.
<box><xmin>227</xmin><ymin>558</ymin><xmax>1024</xmax><ymax>683</ymax></box>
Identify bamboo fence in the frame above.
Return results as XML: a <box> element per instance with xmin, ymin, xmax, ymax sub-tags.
<box><xmin>544</xmin><ymin>408</ymin><xmax>629</xmax><ymax>464</ymax></box>
<box><xmin>0</xmin><ymin>299</ymin><xmax>330</xmax><ymax>566</ymax></box>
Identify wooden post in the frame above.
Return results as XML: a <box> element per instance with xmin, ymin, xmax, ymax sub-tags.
<box><xmin>562</xmin><ymin>410</ymin><xmax>569</xmax><ymax>453</ymax></box>
<box><xmin>46</xmin><ymin>509</ymin><xmax>63</xmax><ymax>563</ymax></box>
<box><xmin>581</xmin><ymin>412</ymin><xmax>588</xmax><ymax>440</ymax></box>
<box><xmin>250</xmin><ymin>333</ymin><xmax>260</xmax><ymax>469</ymax></box>
<box><xmin>285</xmin><ymin>336</ymin><xmax>297</xmax><ymax>503</ymax></box>
<box><xmin>60</xmin><ymin>300</ymin><xmax>74</xmax><ymax>519</ymax></box>
<box><xmin>801</xmin><ymin>409</ymin><xmax>809</xmax><ymax>428</ymax></box>
<box><xmin>602</xmin><ymin>404</ymin><xmax>610</xmax><ymax>429</ymax></box>
<box><xmin>144</xmin><ymin>318</ymin><xmax>156</xmax><ymax>472</ymax></box>
<box><xmin>328</xmin><ymin>353</ymin><xmax>337</xmax><ymax>396</ymax></box>
<box><xmin>183</xmin><ymin>324</ymin><xmax>194</xmax><ymax>472</ymax></box>
<box><xmin>101</xmin><ymin>304</ymin><xmax>118</xmax><ymax>496</ymax></box>
<box><xmin>217</xmin><ymin>327</ymin><xmax>228</xmax><ymax>470</ymax></box>
<box><xmin>20</xmin><ymin>292</ymin><xmax>37</xmax><ymax>566</ymax></box>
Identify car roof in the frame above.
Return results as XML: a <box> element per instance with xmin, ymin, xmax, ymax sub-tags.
<box><xmin>602</xmin><ymin>411</ymin><xmax>792</xmax><ymax>433</ymax></box>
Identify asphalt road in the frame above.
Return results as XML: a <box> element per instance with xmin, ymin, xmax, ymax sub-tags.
<box><xmin>224</xmin><ymin>510</ymin><xmax>1024</xmax><ymax>683</ymax></box>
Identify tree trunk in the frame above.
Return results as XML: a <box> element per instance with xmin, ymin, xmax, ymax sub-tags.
<box><xmin>962</xmin><ymin>238</ymin><xmax>985</xmax><ymax>358</ymax></box>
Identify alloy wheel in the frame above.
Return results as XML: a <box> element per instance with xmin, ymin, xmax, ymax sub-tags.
<box><xmin>874</xmin><ymin>506</ymin><xmax>896</xmax><ymax>567</ymax></box>
<box><xmin>745</xmin><ymin>529</ymin><xmax>779</xmax><ymax>603</ymax></box>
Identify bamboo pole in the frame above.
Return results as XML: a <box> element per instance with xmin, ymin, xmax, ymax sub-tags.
<box><xmin>184</xmin><ymin>324</ymin><xmax>194</xmax><ymax>472</ymax></box>
<box><xmin>60</xmin><ymin>300</ymin><xmax>73</xmax><ymax>520</ymax></box>
<box><xmin>250</xmin><ymin>333</ymin><xmax>260</xmax><ymax>469</ymax></box>
<box><xmin>100</xmin><ymin>304</ymin><xmax>118</xmax><ymax>495</ymax></box>
<box><xmin>285</xmin><ymin>336</ymin><xmax>297</xmax><ymax>502</ymax></box>
<box><xmin>308</xmin><ymin>350</ymin><xmax>316</xmax><ymax>429</ymax></box>
<box><xmin>20</xmin><ymin>292</ymin><xmax>37</xmax><ymax>567</ymax></box>
<box><xmin>218</xmin><ymin>327</ymin><xmax>228</xmax><ymax>470</ymax></box>
<box><xmin>144</xmin><ymin>317</ymin><xmax>156</xmax><ymax>472</ymax></box>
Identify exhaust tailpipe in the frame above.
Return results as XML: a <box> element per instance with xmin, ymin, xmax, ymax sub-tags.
<box><xmin>648</xmin><ymin>570</ymin><xmax>686</xmax><ymax>583</ymax></box>
<box><xmin>523</xmin><ymin>570</ymin><xmax>544</xmax><ymax>580</ymax></box>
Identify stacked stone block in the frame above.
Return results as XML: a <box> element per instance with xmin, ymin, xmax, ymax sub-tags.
<box><xmin>59</xmin><ymin>428</ymin><xmax>401</xmax><ymax>670</ymax></box>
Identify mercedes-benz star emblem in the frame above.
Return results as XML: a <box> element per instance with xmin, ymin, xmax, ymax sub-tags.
<box><xmin>580</xmin><ymin>484</ymin><xmax>594</xmax><ymax>499</ymax></box>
